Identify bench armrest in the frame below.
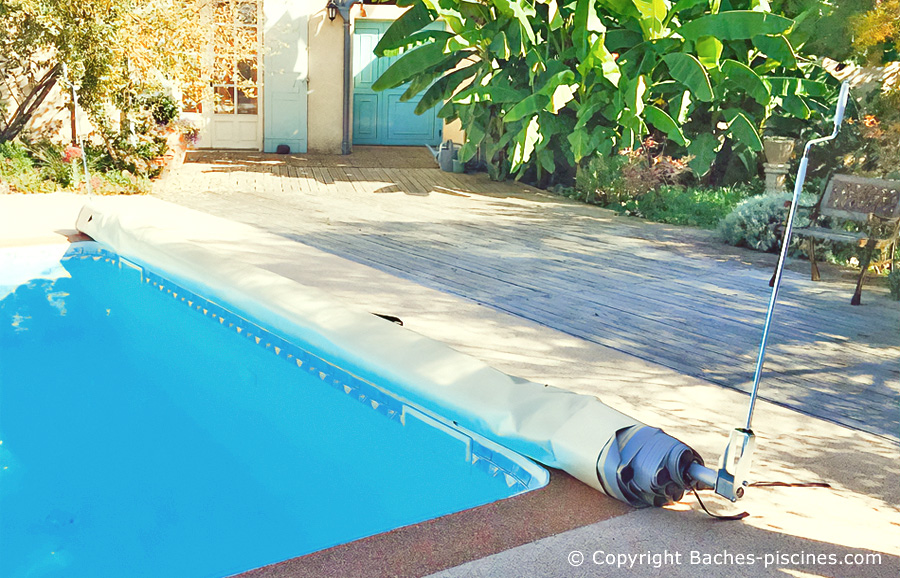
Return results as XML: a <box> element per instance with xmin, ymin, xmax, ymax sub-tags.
<box><xmin>856</xmin><ymin>213</ymin><xmax>900</xmax><ymax>247</ymax></box>
<box><xmin>867</xmin><ymin>212</ymin><xmax>900</xmax><ymax>224</ymax></box>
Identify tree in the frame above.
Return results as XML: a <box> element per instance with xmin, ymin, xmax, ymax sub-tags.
<box><xmin>851</xmin><ymin>0</ymin><xmax>900</xmax><ymax>65</ymax></box>
<box><xmin>373</xmin><ymin>0</ymin><xmax>841</xmax><ymax>184</ymax></box>
<box><xmin>0</xmin><ymin>0</ymin><xmax>119</xmax><ymax>141</ymax></box>
<box><xmin>0</xmin><ymin>0</ymin><xmax>209</xmax><ymax>143</ymax></box>
<box><xmin>772</xmin><ymin>0</ymin><xmax>875</xmax><ymax>63</ymax></box>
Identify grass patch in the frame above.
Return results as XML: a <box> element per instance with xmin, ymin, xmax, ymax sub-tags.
<box><xmin>608</xmin><ymin>184</ymin><xmax>759</xmax><ymax>229</ymax></box>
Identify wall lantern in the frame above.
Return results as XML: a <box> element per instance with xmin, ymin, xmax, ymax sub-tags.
<box><xmin>326</xmin><ymin>0</ymin><xmax>339</xmax><ymax>21</ymax></box>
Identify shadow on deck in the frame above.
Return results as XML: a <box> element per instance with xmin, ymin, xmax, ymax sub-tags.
<box><xmin>156</xmin><ymin>148</ymin><xmax>900</xmax><ymax>443</ymax></box>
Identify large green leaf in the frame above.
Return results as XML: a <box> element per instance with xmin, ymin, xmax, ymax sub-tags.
<box><xmin>644</xmin><ymin>105</ymin><xmax>687</xmax><ymax>145</ymax></box>
<box><xmin>617</xmin><ymin>111</ymin><xmax>647</xmax><ymax>149</ymax></box>
<box><xmin>605</xmin><ymin>28</ymin><xmax>643</xmax><ymax>51</ymax></box>
<box><xmin>663</xmin><ymin>53</ymin><xmax>713</xmax><ymax>101</ymax></box>
<box><xmin>493</xmin><ymin>0</ymin><xmax>537</xmax><ymax>44</ymax></box>
<box><xmin>536</xmin><ymin>147</ymin><xmax>556</xmax><ymax>173</ymax></box>
<box><xmin>780</xmin><ymin>94</ymin><xmax>811</xmax><ymax>119</ymax></box>
<box><xmin>457</xmin><ymin>1</ymin><xmax>491</xmax><ymax>22</ymax></box>
<box><xmin>688</xmin><ymin>132</ymin><xmax>720</xmax><ymax>176</ymax></box>
<box><xmin>574</xmin><ymin>0</ymin><xmax>607</xmax><ymax>57</ymax></box>
<box><xmin>375</xmin><ymin>2</ymin><xmax>436</xmax><ymax>56</ymax></box>
<box><xmin>723</xmin><ymin>109</ymin><xmax>763</xmax><ymax>151</ymax></box>
<box><xmin>491</xmin><ymin>86</ymin><xmax>533</xmax><ymax>104</ymax></box>
<box><xmin>668</xmin><ymin>0</ymin><xmax>708</xmax><ymax>18</ymax></box>
<box><xmin>578</xmin><ymin>35</ymin><xmax>621</xmax><ymax>87</ymax></box>
<box><xmin>766</xmin><ymin>77</ymin><xmax>829</xmax><ymax>97</ymax></box>
<box><xmin>490</xmin><ymin>31</ymin><xmax>511</xmax><ymax>60</ymax></box>
<box><xmin>668</xmin><ymin>90</ymin><xmax>692</xmax><ymax>123</ymax></box>
<box><xmin>504</xmin><ymin>94</ymin><xmax>551</xmax><ymax>122</ymax></box>
<box><xmin>420</xmin><ymin>0</ymin><xmax>465</xmax><ymax>33</ymax></box>
<box><xmin>415</xmin><ymin>65</ymin><xmax>478</xmax><ymax>114</ymax></box>
<box><xmin>574</xmin><ymin>92</ymin><xmax>609</xmax><ymax>130</ymax></box>
<box><xmin>544</xmin><ymin>0</ymin><xmax>564</xmax><ymax>30</ymax></box>
<box><xmin>720</xmin><ymin>59</ymin><xmax>770</xmax><ymax>105</ymax></box>
<box><xmin>678</xmin><ymin>11</ymin><xmax>792</xmax><ymax>42</ymax></box>
<box><xmin>511</xmin><ymin>116</ymin><xmax>542</xmax><ymax>170</ymax></box>
<box><xmin>401</xmin><ymin>71</ymin><xmax>440</xmax><ymax>102</ymax></box>
<box><xmin>752</xmin><ymin>34</ymin><xmax>796</xmax><ymax>68</ymax></box>
<box><xmin>623</xmin><ymin>74</ymin><xmax>647</xmax><ymax>115</ymax></box>
<box><xmin>632</xmin><ymin>0</ymin><xmax>668</xmax><ymax>37</ymax></box>
<box><xmin>458</xmin><ymin>121</ymin><xmax>486</xmax><ymax>162</ymax></box>
<box><xmin>695</xmin><ymin>36</ymin><xmax>722</xmax><ymax>69</ymax></box>
<box><xmin>373</xmin><ymin>42</ymin><xmax>450</xmax><ymax>91</ymax></box>
<box><xmin>568</xmin><ymin>125</ymin><xmax>615</xmax><ymax>161</ymax></box>
<box><xmin>548</xmin><ymin>83</ymin><xmax>577</xmax><ymax>113</ymax></box>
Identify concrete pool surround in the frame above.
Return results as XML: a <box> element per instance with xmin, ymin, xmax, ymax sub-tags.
<box><xmin>75</xmin><ymin>196</ymin><xmax>708</xmax><ymax>508</ymax></box>
<box><xmin>5</xmin><ymin>190</ymin><xmax>897</xmax><ymax>578</ymax></box>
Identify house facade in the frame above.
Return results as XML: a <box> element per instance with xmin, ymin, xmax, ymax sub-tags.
<box><xmin>185</xmin><ymin>0</ymin><xmax>461</xmax><ymax>154</ymax></box>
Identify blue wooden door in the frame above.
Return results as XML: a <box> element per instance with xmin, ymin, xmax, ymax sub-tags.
<box><xmin>353</xmin><ymin>21</ymin><xmax>442</xmax><ymax>146</ymax></box>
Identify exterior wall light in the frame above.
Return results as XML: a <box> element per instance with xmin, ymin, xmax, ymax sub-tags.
<box><xmin>326</xmin><ymin>0</ymin><xmax>338</xmax><ymax>21</ymax></box>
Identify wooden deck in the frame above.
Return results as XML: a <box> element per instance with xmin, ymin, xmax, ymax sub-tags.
<box><xmin>155</xmin><ymin>147</ymin><xmax>900</xmax><ymax>442</ymax></box>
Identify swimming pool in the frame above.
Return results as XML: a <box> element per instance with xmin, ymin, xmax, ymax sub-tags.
<box><xmin>0</xmin><ymin>242</ymin><xmax>548</xmax><ymax>578</ymax></box>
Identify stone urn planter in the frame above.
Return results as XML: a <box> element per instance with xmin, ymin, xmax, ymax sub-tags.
<box><xmin>762</xmin><ymin>136</ymin><xmax>796</xmax><ymax>193</ymax></box>
<box><xmin>763</xmin><ymin>136</ymin><xmax>796</xmax><ymax>164</ymax></box>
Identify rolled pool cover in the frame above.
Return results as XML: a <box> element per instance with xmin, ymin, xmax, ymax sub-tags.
<box><xmin>76</xmin><ymin>197</ymin><xmax>705</xmax><ymax>508</ymax></box>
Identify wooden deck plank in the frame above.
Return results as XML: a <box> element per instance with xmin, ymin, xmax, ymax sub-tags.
<box><xmin>155</xmin><ymin>151</ymin><xmax>900</xmax><ymax>442</ymax></box>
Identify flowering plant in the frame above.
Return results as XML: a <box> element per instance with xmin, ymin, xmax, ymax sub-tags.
<box><xmin>63</xmin><ymin>145</ymin><xmax>83</xmax><ymax>163</ymax></box>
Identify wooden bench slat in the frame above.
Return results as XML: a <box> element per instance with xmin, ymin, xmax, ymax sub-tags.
<box><xmin>794</xmin><ymin>227</ymin><xmax>866</xmax><ymax>242</ymax></box>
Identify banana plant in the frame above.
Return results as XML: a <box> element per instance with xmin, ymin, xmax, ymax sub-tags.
<box><xmin>372</xmin><ymin>0</ymin><xmax>839</xmax><ymax>182</ymax></box>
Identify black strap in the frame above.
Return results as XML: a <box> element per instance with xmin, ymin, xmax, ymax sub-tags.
<box><xmin>692</xmin><ymin>488</ymin><xmax>750</xmax><ymax>521</ymax></box>
<box><xmin>692</xmin><ymin>480</ymin><xmax>832</xmax><ymax>521</ymax></box>
<box><xmin>372</xmin><ymin>313</ymin><xmax>403</xmax><ymax>326</ymax></box>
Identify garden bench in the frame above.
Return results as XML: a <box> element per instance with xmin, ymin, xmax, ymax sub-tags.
<box><xmin>771</xmin><ymin>174</ymin><xmax>900</xmax><ymax>305</ymax></box>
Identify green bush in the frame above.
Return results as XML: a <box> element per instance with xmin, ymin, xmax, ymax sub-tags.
<box><xmin>87</xmin><ymin>132</ymin><xmax>167</xmax><ymax>179</ymax></box>
<box><xmin>889</xmin><ymin>269</ymin><xmax>900</xmax><ymax>301</ymax></box>
<box><xmin>0</xmin><ymin>141</ymin><xmax>34</xmax><ymax>174</ymax></box>
<box><xmin>574</xmin><ymin>154</ymin><xmax>630</xmax><ymax>204</ymax></box>
<box><xmin>719</xmin><ymin>190</ymin><xmax>880</xmax><ymax>270</ymax></box>
<box><xmin>624</xmin><ymin>184</ymin><xmax>759</xmax><ymax>229</ymax></box>
<box><xmin>0</xmin><ymin>140</ymin><xmax>62</xmax><ymax>193</ymax></box>
<box><xmin>719</xmin><ymin>192</ymin><xmax>817</xmax><ymax>253</ymax></box>
<box><xmin>28</xmin><ymin>140</ymin><xmax>75</xmax><ymax>188</ymax></box>
<box><xmin>0</xmin><ymin>138</ymin><xmax>155</xmax><ymax>194</ymax></box>
<box><xmin>575</xmin><ymin>148</ymin><xmax>695</xmax><ymax>206</ymax></box>
<box><xmin>141</xmin><ymin>93</ymin><xmax>180</xmax><ymax>126</ymax></box>
<box><xmin>95</xmin><ymin>169</ymin><xmax>152</xmax><ymax>195</ymax></box>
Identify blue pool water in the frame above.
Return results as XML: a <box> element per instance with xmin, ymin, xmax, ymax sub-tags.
<box><xmin>0</xmin><ymin>243</ymin><xmax>546</xmax><ymax>578</ymax></box>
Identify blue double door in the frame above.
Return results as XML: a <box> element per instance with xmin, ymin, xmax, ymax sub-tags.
<box><xmin>352</xmin><ymin>21</ymin><xmax>442</xmax><ymax>146</ymax></box>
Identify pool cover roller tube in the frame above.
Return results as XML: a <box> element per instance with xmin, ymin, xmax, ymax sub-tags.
<box><xmin>76</xmin><ymin>197</ymin><xmax>707</xmax><ymax>508</ymax></box>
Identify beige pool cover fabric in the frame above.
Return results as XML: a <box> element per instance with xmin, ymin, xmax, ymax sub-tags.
<box><xmin>76</xmin><ymin>196</ymin><xmax>704</xmax><ymax>507</ymax></box>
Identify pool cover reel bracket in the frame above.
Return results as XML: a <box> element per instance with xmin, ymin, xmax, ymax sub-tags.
<box><xmin>701</xmin><ymin>81</ymin><xmax>851</xmax><ymax>503</ymax></box>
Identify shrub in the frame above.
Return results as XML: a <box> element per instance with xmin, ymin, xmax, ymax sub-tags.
<box><xmin>889</xmin><ymin>269</ymin><xmax>900</xmax><ymax>301</ymax></box>
<box><xmin>845</xmin><ymin>89</ymin><xmax>900</xmax><ymax>179</ymax></box>
<box><xmin>28</xmin><ymin>140</ymin><xmax>76</xmax><ymax>188</ymax></box>
<box><xmin>0</xmin><ymin>138</ymin><xmax>155</xmax><ymax>195</ymax></box>
<box><xmin>626</xmin><ymin>184</ymin><xmax>759</xmax><ymax>229</ymax></box>
<box><xmin>95</xmin><ymin>170</ymin><xmax>152</xmax><ymax>195</ymax></box>
<box><xmin>141</xmin><ymin>93</ymin><xmax>181</xmax><ymax>126</ymax></box>
<box><xmin>88</xmin><ymin>131</ymin><xmax>168</xmax><ymax>179</ymax></box>
<box><xmin>719</xmin><ymin>192</ymin><xmax>817</xmax><ymax>253</ymax></box>
<box><xmin>0</xmin><ymin>140</ymin><xmax>63</xmax><ymax>193</ymax></box>
<box><xmin>574</xmin><ymin>154</ymin><xmax>628</xmax><ymax>204</ymax></box>
<box><xmin>0</xmin><ymin>141</ymin><xmax>34</xmax><ymax>175</ymax></box>
<box><xmin>575</xmin><ymin>146</ymin><xmax>694</xmax><ymax>206</ymax></box>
